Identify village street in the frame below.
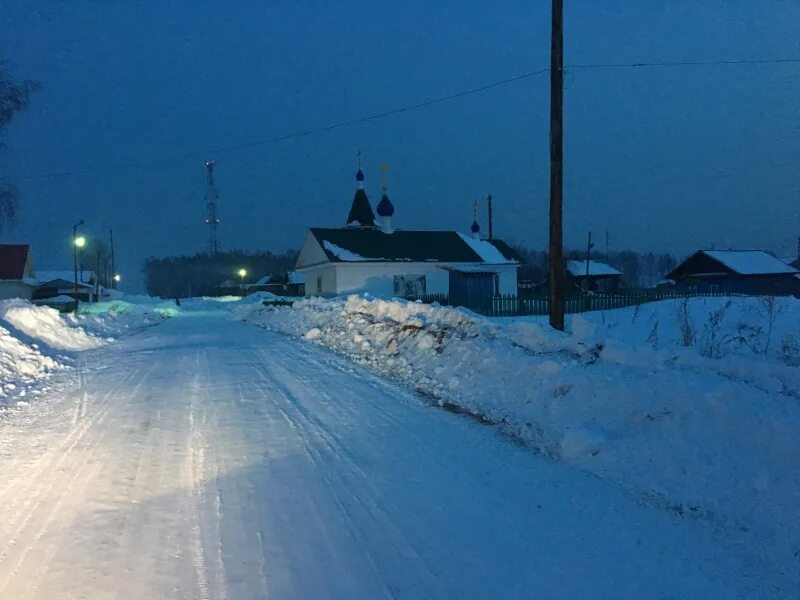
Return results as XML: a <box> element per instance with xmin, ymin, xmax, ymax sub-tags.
<box><xmin>0</xmin><ymin>310</ymin><xmax>769</xmax><ymax>599</ymax></box>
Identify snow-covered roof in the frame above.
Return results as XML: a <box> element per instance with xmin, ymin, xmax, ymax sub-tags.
<box><xmin>36</xmin><ymin>270</ymin><xmax>95</xmax><ymax>285</ymax></box>
<box><xmin>246</xmin><ymin>272</ymin><xmax>303</xmax><ymax>288</ymax></box>
<box><xmin>322</xmin><ymin>240</ymin><xmax>371</xmax><ymax>262</ymax></box>
<box><xmin>566</xmin><ymin>260</ymin><xmax>622</xmax><ymax>278</ymax></box>
<box><xmin>441</xmin><ymin>265</ymin><xmax>499</xmax><ymax>274</ymax></box>
<box><xmin>703</xmin><ymin>251</ymin><xmax>798</xmax><ymax>276</ymax></box>
<box><xmin>456</xmin><ymin>233</ymin><xmax>516</xmax><ymax>264</ymax></box>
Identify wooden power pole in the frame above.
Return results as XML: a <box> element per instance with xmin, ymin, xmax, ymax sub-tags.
<box><xmin>109</xmin><ymin>229</ymin><xmax>116</xmax><ymax>289</ymax></box>
<box><xmin>548</xmin><ymin>0</ymin><xmax>565</xmax><ymax>330</ymax></box>
<box><xmin>487</xmin><ymin>194</ymin><xmax>494</xmax><ymax>240</ymax></box>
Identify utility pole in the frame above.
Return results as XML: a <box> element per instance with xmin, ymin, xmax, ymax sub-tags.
<box><xmin>548</xmin><ymin>0</ymin><xmax>565</xmax><ymax>330</ymax></box>
<box><xmin>487</xmin><ymin>194</ymin><xmax>494</xmax><ymax>240</ymax></box>
<box><xmin>109</xmin><ymin>229</ymin><xmax>116</xmax><ymax>289</ymax></box>
<box><xmin>95</xmin><ymin>248</ymin><xmax>101</xmax><ymax>301</ymax></box>
<box><xmin>585</xmin><ymin>231</ymin><xmax>594</xmax><ymax>291</ymax></box>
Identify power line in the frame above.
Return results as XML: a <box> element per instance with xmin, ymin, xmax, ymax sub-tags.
<box><xmin>17</xmin><ymin>57</ymin><xmax>800</xmax><ymax>181</ymax></box>
<box><xmin>19</xmin><ymin>68</ymin><xmax>550</xmax><ymax>181</ymax></box>
<box><xmin>568</xmin><ymin>57</ymin><xmax>800</xmax><ymax>69</ymax></box>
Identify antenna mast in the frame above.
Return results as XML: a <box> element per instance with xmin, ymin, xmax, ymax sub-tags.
<box><xmin>204</xmin><ymin>160</ymin><xmax>221</xmax><ymax>255</ymax></box>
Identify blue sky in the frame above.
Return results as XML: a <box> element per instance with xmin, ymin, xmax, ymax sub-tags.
<box><xmin>1</xmin><ymin>1</ymin><xmax>798</xmax><ymax>291</ymax></box>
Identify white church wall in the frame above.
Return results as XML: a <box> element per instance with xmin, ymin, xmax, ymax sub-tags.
<box><xmin>300</xmin><ymin>264</ymin><xmax>337</xmax><ymax>297</ymax></box>
<box><xmin>333</xmin><ymin>263</ymin><xmax>450</xmax><ymax>298</ymax></box>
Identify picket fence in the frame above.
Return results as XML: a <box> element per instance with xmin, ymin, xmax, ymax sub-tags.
<box><xmin>406</xmin><ymin>291</ymin><xmax>737</xmax><ymax>318</ymax></box>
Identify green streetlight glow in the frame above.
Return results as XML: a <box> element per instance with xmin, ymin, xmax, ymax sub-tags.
<box><xmin>113</xmin><ymin>274</ymin><xmax>121</xmax><ymax>282</ymax></box>
<box><xmin>238</xmin><ymin>268</ymin><xmax>247</xmax><ymax>278</ymax></box>
<box><xmin>74</xmin><ymin>235</ymin><xmax>86</xmax><ymax>248</ymax></box>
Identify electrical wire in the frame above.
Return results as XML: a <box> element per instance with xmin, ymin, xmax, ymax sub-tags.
<box><xmin>17</xmin><ymin>58</ymin><xmax>800</xmax><ymax>181</ymax></box>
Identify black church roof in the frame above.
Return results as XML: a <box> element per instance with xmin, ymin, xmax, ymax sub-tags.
<box><xmin>309</xmin><ymin>227</ymin><xmax>520</xmax><ymax>264</ymax></box>
<box><xmin>346</xmin><ymin>189</ymin><xmax>376</xmax><ymax>227</ymax></box>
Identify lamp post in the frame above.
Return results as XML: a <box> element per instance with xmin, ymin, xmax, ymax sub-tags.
<box><xmin>238</xmin><ymin>268</ymin><xmax>247</xmax><ymax>297</ymax></box>
<box><xmin>72</xmin><ymin>221</ymin><xmax>85</xmax><ymax>312</ymax></box>
<box><xmin>113</xmin><ymin>274</ymin><xmax>121</xmax><ymax>288</ymax></box>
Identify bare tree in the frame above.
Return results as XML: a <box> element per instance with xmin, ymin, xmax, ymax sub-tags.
<box><xmin>0</xmin><ymin>57</ymin><xmax>41</xmax><ymax>231</ymax></box>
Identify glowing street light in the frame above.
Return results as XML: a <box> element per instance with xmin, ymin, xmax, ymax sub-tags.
<box><xmin>73</xmin><ymin>235</ymin><xmax>86</xmax><ymax>248</ymax></box>
<box><xmin>238</xmin><ymin>268</ymin><xmax>247</xmax><ymax>297</ymax></box>
<box><xmin>113</xmin><ymin>274</ymin><xmax>121</xmax><ymax>283</ymax></box>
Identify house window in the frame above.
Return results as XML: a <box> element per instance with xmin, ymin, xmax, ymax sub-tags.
<box><xmin>393</xmin><ymin>275</ymin><xmax>426</xmax><ymax>298</ymax></box>
<box><xmin>316</xmin><ymin>275</ymin><xmax>322</xmax><ymax>294</ymax></box>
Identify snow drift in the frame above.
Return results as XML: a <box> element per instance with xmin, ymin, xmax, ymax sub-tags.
<box><xmin>0</xmin><ymin>298</ymin><xmax>170</xmax><ymax>403</ymax></box>
<box><xmin>237</xmin><ymin>294</ymin><xmax>800</xmax><ymax>585</ymax></box>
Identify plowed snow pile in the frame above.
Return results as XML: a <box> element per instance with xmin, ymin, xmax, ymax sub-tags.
<box><xmin>0</xmin><ymin>298</ymin><xmax>169</xmax><ymax>402</ymax></box>
<box><xmin>0</xmin><ymin>325</ymin><xmax>61</xmax><ymax>398</ymax></box>
<box><xmin>238</xmin><ymin>295</ymin><xmax>800</xmax><ymax>585</ymax></box>
<box><xmin>0</xmin><ymin>300</ymin><xmax>106</xmax><ymax>350</ymax></box>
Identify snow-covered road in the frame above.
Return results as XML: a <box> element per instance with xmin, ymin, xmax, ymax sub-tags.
<box><xmin>0</xmin><ymin>312</ymin><xmax>775</xmax><ymax>598</ymax></box>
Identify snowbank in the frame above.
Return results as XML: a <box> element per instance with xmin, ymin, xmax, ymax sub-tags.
<box><xmin>0</xmin><ymin>298</ymin><xmax>170</xmax><ymax>403</ymax></box>
<box><xmin>0</xmin><ymin>300</ymin><xmax>105</xmax><ymax>351</ymax></box>
<box><xmin>238</xmin><ymin>295</ymin><xmax>800</xmax><ymax>584</ymax></box>
<box><xmin>0</xmin><ymin>324</ymin><xmax>62</xmax><ymax>399</ymax></box>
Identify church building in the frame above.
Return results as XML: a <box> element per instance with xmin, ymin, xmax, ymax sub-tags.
<box><xmin>295</xmin><ymin>163</ymin><xmax>520</xmax><ymax>303</ymax></box>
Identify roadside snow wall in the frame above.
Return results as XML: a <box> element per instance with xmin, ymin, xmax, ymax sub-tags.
<box><xmin>0</xmin><ymin>299</ymin><xmax>169</xmax><ymax>403</ymax></box>
<box><xmin>238</xmin><ymin>295</ymin><xmax>800</xmax><ymax>586</ymax></box>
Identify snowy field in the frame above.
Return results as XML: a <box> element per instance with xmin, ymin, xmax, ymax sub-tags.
<box><xmin>0</xmin><ymin>293</ymin><xmax>797</xmax><ymax>597</ymax></box>
<box><xmin>238</xmin><ymin>294</ymin><xmax>800</xmax><ymax>590</ymax></box>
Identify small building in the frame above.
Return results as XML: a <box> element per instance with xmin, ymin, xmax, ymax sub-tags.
<box><xmin>0</xmin><ymin>244</ymin><xmax>37</xmax><ymax>300</ymax></box>
<box><xmin>245</xmin><ymin>272</ymin><xmax>305</xmax><ymax>297</ymax></box>
<box><xmin>566</xmin><ymin>260</ymin><xmax>623</xmax><ymax>293</ymax></box>
<box><xmin>34</xmin><ymin>270</ymin><xmax>97</xmax><ymax>303</ymax></box>
<box><xmin>216</xmin><ymin>278</ymin><xmax>240</xmax><ymax>296</ymax></box>
<box><xmin>667</xmin><ymin>250</ymin><xmax>800</xmax><ymax>296</ymax></box>
<box><xmin>295</xmin><ymin>164</ymin><xmax>519</xmax><ymax>301</ymax></box>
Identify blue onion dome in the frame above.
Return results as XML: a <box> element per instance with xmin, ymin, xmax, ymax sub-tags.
<box><xmin>356</xmin><ymin>169</ymin><xmax>365</xmax><ymax>182</ymax></box>
<box><xmin>376</xmin><ymin>192</ymin><xmax>394</xmax><ymax>217</ymax></box>
<box><xmin>471</xmin><ymin>220</ymin><xmax>480</xmax><ymax>234</ymax></box>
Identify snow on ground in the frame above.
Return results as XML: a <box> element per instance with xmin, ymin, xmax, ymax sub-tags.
<box><xmin>237</xmin><ymin>294</ymin><xmax>800</xmax><ymax>587</ymax></box>
<box><xmin>0</xmin><ymin>324</ymin><xmax>61</xmax><ymax>399</ymax></box>
<box><xmin>0</xmin><ymin>298</ymin><xmax>169</xmax><ymax>404</ymax></box>
<box><xmin>0</xmin><ymin>300</ymin><xmax>106</xmax><ymax>351</ymax></box>
<box><xmin>0</xmin><ymin>313</ymin><xmax>786</xmax><ymax>597</ymax></box>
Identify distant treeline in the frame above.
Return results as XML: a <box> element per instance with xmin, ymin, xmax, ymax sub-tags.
<box><xmin>143</xmin><ymin>250</ymin><xmax>298</xmax><ymax>298</ymax></box>
<box><xmin>512</xmin><ymin>246</ymin><xmax>678</xmax><ymax>289</ymax></box>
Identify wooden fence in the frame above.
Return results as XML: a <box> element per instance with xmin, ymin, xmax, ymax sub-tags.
<box><xmin>406</xmin><ymin>291</ymin><xmax>741</xmax><ymax>318</ymax></box>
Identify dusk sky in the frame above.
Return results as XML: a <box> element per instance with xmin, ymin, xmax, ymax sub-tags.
<box><xmin>1</xmin><ymin>1</ymin><xmax>798</xmax><ymax>291</ymax></box>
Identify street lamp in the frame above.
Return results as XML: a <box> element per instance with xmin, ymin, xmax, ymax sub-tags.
<box><xmin>113</xmin><ymin>274</ymin><xmax>121</xmax><ymax>284</ymax></box>
<box><xmin>72</xmin><ymin>220</ymin><xmax>85</xmax><ymax>312</ymax></box>
<box><xmin>238</xmin><ymin>268</ymin><xmax>247</xmax><ymax>297</ymax></box>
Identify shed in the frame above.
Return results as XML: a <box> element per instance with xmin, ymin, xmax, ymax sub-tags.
<box><xmin>566</xmin><ymin>260</ymin><xmax>623</xmax><ymax>293</ymax></box>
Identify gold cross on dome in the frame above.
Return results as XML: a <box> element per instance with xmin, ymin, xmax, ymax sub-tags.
<box><xmin>357</xmin><ymin>150</ymin><xmax>362</xmax><ymax>170</ymax></box>
<box><xmin>380</xmin><ymin>163</ymin><xmax>389</xmax><ymax>191</ymax></box>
